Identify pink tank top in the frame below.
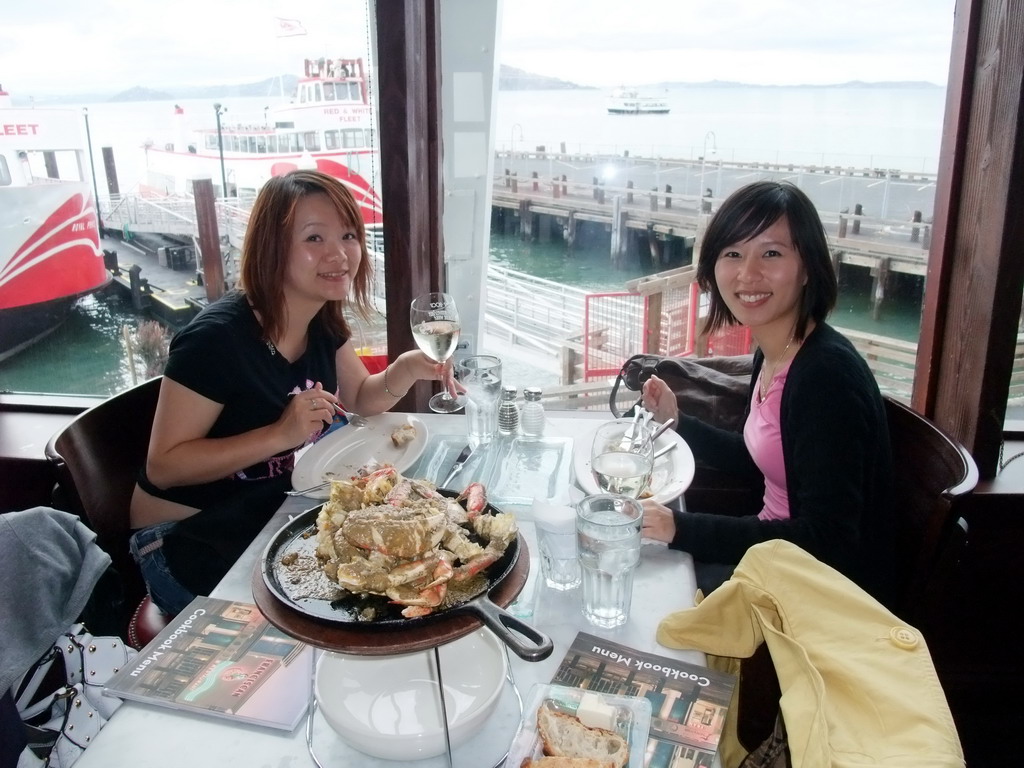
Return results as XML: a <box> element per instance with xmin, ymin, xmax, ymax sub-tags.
<box><xmin>745</xmin><ymin>359</ymin><xmax>795</xmax><ymax>521</ymax></box>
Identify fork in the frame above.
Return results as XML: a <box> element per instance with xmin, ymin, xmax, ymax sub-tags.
<box><xmin>285</xmin><ymin>479</ymin><xmax>332</xmax><ymax>497</ymax></box>
<box><xmin>334</xmin><ymin>404</ymin><xmax>369</xmax><ymax>427</ymax></box>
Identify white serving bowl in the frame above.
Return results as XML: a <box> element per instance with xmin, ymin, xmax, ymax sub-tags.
<box><xmin>315</xmin><ymin>628</ymin><xmax>508</xmax><ymax>760</ymax></box>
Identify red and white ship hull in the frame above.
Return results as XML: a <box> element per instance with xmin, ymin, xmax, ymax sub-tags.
<box><xmin>0</xmin><ymin>96</ymin><xmax>110</xmax><ymax>361</ymax></box>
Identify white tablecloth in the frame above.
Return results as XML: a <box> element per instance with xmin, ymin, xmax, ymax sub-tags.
<box><xmin>75</xmin><ymin>413</ymin><xmax>708</xmax><ymax>768</ymax></box>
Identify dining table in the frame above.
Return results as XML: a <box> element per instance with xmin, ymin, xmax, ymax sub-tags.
<box><xmin>73</xmin><ymin>411</ymin><xmax>716</xmax><ymax>768</ymax></box>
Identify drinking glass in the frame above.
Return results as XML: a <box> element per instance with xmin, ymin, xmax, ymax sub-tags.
<box><xmin>456</xmin><ymin>354</ymin><xmax>502</xmax><ymax>447</ymax></box>
<box><xmin>590</xmin><ymin>419</ymin><xmax>654</xmax><ymax>499</ymax></box>
<box><xmin>576</xmin><ymin>493</ymin><xmax>643</xmax><ymax>628</ymax></box>
<box><xmin>410</xmin><ymin>292</ymin><xmax>467</xmax><ymax>413</ymax></box>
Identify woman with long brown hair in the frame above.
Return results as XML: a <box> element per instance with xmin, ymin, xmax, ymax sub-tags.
<box><xmin>128</xmin><ymin>170</ymin><xmax>446</xmax><ymax>614</ymax></box>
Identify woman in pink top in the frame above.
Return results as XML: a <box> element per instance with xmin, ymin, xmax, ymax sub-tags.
<box><xmin>640</xmin><ymin>181</ymin><xmax>895</xmax><ymax>603</ymax></box>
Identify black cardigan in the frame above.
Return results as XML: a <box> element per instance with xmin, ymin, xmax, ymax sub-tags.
<box><xmin>672</xmin><ymin>322</ymin><xmax>896</xmax><ymax>605</ymax></box>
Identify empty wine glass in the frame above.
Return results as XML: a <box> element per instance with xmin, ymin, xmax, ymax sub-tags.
<box><xmin>410</xmin><ymin>292</ymin><xmax>467</xmax><ymax>413</ymax></box>
<box><xmin>590</xmin><ymin>419</ymin><xmax>654</xmax><ymax>499</ymax></box>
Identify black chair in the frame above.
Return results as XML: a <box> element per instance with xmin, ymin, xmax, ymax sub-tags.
<box><xmin>44</xmin><ymin>377</ymin><xmax>170</xmax><ymax>649</ymax></box>
<box><xmin>884</xmin><ymin>396</ymin><xmax>978</xmax><ymax>634</ymax></box>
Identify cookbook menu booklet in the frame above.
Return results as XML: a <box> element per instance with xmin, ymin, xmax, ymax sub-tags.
<box><xmin>103</xmin><ymin>597</ymin><xmax>311</xmax><ymax>731</ymax></box>
<box><xmin>552</xmin><ymin>631</ymin><xmax>737</xmax><ymax>767</ymax></box>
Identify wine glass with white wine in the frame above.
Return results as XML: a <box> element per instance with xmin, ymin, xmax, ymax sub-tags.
<box><xmin>590</xmin><ymin>419</ymin><xmax>655</xmax><ymax>499</ymax></box>
<box><xmin>410</xmin><ymin>292</ymin><xmax>467</xmax><ymax>413</ymax></box>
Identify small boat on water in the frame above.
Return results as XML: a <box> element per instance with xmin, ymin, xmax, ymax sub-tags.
<box><xmin>142</xmin><ymin>56</ymin><xmax>383</xmax><ymax>241</ymax></box>
<box><xmin>606</xmin><ymin>88</ymin><xmax>670</xmax><ymax>115</ymax></box>
<box><xmin>0</xmin><ymin>85</ymin><xmax>110</xmax><ymax>362</ymax></box>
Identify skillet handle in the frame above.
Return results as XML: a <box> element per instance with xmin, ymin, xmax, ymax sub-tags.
<box><xmin>467</xmin><ymin>598</ymin><xmax>554</xmax><ymax>662</ymax></box>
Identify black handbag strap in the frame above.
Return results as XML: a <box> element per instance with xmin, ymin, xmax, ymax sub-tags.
<box><xmin>609</xmin><ymin>354</ymin><xmax>647</xmax><ymax>418</ymax></box>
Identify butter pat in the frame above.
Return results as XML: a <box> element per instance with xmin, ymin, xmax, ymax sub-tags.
<box><xmin>576</xmin><ymin>692</ymin><xmax>617</xmax><ymax>731</ymax></box>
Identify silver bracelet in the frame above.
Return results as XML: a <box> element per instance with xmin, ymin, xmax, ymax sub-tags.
<box><xmin>382</xmin><ymin>364</ymin><xmax>404</xmax><ymax>398</ymax></box>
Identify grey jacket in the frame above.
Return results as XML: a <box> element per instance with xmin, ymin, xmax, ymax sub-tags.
<box><xmin>0</xmin><ymin>507</ymin><xmax>111</xmax><ymax>694</ymax></box>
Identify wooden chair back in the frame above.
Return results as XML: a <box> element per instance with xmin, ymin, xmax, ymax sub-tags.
<box><xmin>883</xmin><ymin>396</ymin><xmax>978</xmax><ymax>628</ymax></box>
<box><xmin>44</xmin><ymin>377</ymin><xmax>163</xmax><ymax>622</ymax></box>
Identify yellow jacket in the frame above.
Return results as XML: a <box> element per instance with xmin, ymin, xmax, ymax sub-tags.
<box><xmin>656</xmin><ymin>540</ymin><xmax>964</xmax><ymax>767</ymax></box>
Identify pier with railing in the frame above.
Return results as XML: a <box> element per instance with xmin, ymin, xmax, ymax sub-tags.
<box><xmin>93</xmin><ymin>150</ymin><xmax>1024</xmax><ymax>408</ymax></box>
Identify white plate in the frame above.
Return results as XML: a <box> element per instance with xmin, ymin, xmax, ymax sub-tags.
<box><xmin>573</xmin><ymin>422</ymin><xmax>695</xmax><ymax>504</ymax></box>
<box><xmin>292</xmin><ymin>413</ymin><xmax>428</xmax><ymax>499</ymax></box>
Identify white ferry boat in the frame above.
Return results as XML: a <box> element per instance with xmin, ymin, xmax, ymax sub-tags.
<box><xmin>0</xmin><ymin>84</ymin><xmax>109</xmax><ymax>361</ymax></box>
<box><xmin>142</xmin><ymin>56</ymin><xmax>382</xmax><ymax>234</ymax></box>
<box><xmin>606</xmin><ymin>88</ymin><xmax>670</xmax><ymax>115</ymax></box>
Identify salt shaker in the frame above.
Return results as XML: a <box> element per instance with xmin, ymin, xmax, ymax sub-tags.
<box><xmin>498</xmin><ymin>384</ymin><xmax>520</xmax><ymax>436</ymax></box>
<box><xmin>520</xmin><ymin>386</ymin><xmax>545</xmax><ymax>438</ymax></box>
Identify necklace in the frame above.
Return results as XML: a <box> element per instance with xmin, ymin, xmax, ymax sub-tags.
<box><xmin>759</xmin><ymin>332</ymin><xmax>797</xmax><ymax>400</ymax></box>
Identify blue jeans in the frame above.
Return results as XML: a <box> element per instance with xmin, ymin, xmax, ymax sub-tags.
<box><xmin>129</xmin><ymin>522</ymin><xmax>195</xmax><ymax>617</ymax></box>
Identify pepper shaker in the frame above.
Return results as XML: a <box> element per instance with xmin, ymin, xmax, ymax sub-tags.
<box><xmin>498</xmin><ymin>384</ymin><xmax>520</xmax><ymax>436</ymax></box>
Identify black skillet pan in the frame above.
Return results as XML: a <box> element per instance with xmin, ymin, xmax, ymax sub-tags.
<box><xmin>261</xmin><ymin>492</ymin><xmax>553</xmax><ymax>661</ymax></box>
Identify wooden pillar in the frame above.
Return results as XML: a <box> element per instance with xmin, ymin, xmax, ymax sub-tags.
<box><xmin>561</xmin><ymin>174</ymin><xmax>568</xmax><ymax>197</ymax></box>
<box><xmin>647</xmin><ymin>224</ymin><xmax>660</xmax><ymax>267</ymax></box>
<box><xmin>192</xmin><ymin>178</ymin><xmax>224</xmax><ymax>302</ymax></box>
<box><xmin>871</xmin><ymin>257</ymin><xmax>890</xmax><ymax>321</ymax></box>
<box><xmin>560</xmin><ymin>345</ymin><xmax>578</xmax><ymax>384</ymax></box>
<box><xmin>101</xmin><ymin>147</ymin><xmax>120</xmax><ymax>195</ymax></box>
<box><xmin>646</xmin><ymin>292</ymin><xmax>663</xmax><ymax>355</ymax></box>
<box><xmin>649</xmin><ymin>187</ymin><xmax>658</xmax><ymax>212</ymax></box>
<box><xmin>511</xmin><ymin>171</ymin><xmax>518</xmax><ymax>193</ymax></box>
<box><xmin>518</xmin><ymin>198</ymin><xmax>533</xmax><ymax>241</ymax></box>
<box><xmin>552</xmin><ymin>178</ymin><xmax>560</xmax><ymax>198</ymax></box>
<box><xmin>911</xmin><ymin>210</ymin><xmax>922</xmax><ymax>242</ymax></box>
<box><xmin>838</xmin><ymin>207</ymin><xmax>849</xmax><ymax>238</ymax></box>
<box><xmin>626</xmin><ymin>180</ymin><xmax>634</xmax><ymax>204</ymax></box>
<box><xmin>597</xmin><ymin>182</ymin><xmax>605</xmax><ymax>205</ymax></box>
<box><xmin>565</xmin><ymin>211</ymin><xmax>577</xmax><ymax>254</ymax></box>
<box><xmin>504</xmin><ymin>168</ymin><xmax>510</xmax><ymax>188</ymax></box>
<box><xmin>664</xmin><ymin>183</ymin><xmax>672</xmax><ymax>209</ymax></box>
<box><xmin>610</xmin><ymin>196</ymin><xmax>625</xmax><ymax>267</ymax></box>
<box><xmin>592</xmin><ymin>176</ymin><xmax>599</xmax><ymax>200</ymax></box>
<box><xmin>852</xmin><ymin>203</ymin><xmax>863</xmax><ymax>235</ymax></box>
<box><xmin>375</xmin><ymin>0</ymin><xmax>442</xmax><ymax>413</ymax></box>
<box><xmin>531</xmin><ymin>170</ymin><xmax>539</xmax><ymax>191</ymax></box>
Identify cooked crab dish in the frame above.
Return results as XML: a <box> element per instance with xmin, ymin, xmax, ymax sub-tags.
<box><xmin>313</xmin><ymin>466</ymin><xmax>517</xmax><ymax>618</ymax></box>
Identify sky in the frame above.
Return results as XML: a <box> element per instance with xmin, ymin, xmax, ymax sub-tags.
<box><xmin>0</xmin><ymin>0</ymin><xmax>956</xmax><ymax>97</ymax></box>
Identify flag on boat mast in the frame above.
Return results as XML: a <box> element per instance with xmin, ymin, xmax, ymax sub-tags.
<box><xmin>274</xmin><ymin>17</ymin><xmax>306</xmax><ymax>37</ymax></box>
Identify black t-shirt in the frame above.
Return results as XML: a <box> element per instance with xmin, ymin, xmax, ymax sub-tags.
<box><xmin>147</xmin><ymin>290</ymin><xmax>345</xmax><ymax>509</ymax></box>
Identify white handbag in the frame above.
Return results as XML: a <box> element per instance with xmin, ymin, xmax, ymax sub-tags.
<box><xmin>15</xmin><ymin>624</ymin><xmax>137</xmax><ymax>768</ymax></box>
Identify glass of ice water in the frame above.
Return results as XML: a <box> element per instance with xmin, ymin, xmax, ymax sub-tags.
<box><xmin>456</xmin><ymin>355</ymin><xmax>502</xmax><ymax>447</ymax></box>
<box><xmin>576</xmin><ymin>493</ymin><xmax>643</xmax><ymax>628</ymax></box>
<box><xmin>590</xmin><ymin>419</ymin><xmax>654</xmax><ymax>499</ymax></box>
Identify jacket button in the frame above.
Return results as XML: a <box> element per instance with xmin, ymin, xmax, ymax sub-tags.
<box><xmin>889</xmin><ymin>626</ymin><xmax>919</xmax><ymax>649</ymax></box>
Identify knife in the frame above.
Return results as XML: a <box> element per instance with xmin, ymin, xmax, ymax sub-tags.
<box><xmin>441</xmin><ymin>444</ymin><xmax>474</xmax><ymax>487</ymax></box>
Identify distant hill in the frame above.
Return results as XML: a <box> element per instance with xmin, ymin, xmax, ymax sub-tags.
<box><xmin>646</xmin><ymin>79</ymin><xmax>942</xmax><ymax>89</ymax></box>
<box><xmin>109</xmin><ymin>76</ymin><xmax>299</xmax><ymax>102</ymax></box>
<box><xmin>11</xmin><ymin>71</ymin><xmax>939</xmax><ymax>106</ymax></box>
<box><xmin>499</xmin><ymin>65</ymin><xmax>591</xmax><ymax>91</ymax></box>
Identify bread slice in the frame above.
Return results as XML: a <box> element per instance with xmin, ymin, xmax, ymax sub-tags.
<box><xmin>520</xmin><ymin>757</ymin><xmax>614</xmax><ymax>768</ymax></box>
<box><xmin>536</xmin><ymin>707</ymin><xmax>628</xmax><ymax>768</ymax></box>
<box><xmin>390</xmin><ymin>422</ymin><xmax>417</xmax><ymax>447</ymax></box>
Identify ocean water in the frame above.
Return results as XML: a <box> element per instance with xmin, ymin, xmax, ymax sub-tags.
<box><xmin>1</xmin><ymin>85</ymin><xmax>942</xmax><ymax>395</ymax></box>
